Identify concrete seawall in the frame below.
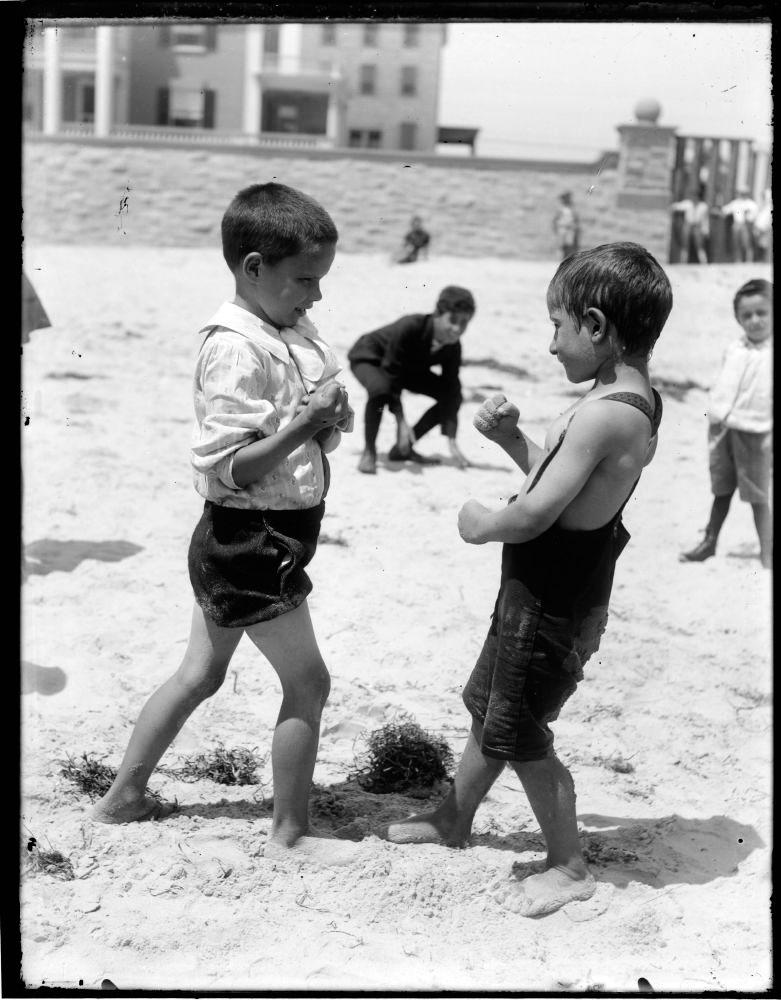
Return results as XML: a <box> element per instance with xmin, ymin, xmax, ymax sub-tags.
<box><xmin>23</xmin><ymin>136</ymin><xmax>672</xmax><ymax>260</ymax></box>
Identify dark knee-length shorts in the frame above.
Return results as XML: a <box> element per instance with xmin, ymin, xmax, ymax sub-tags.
<box><xmin>463</xmin><ymin>578</ymin><xmax>604</xmax><ymax>762</ymax></box>
<box><xmin>188</xmin><ymin>501</ymin><xmax>324</xmax><ymax>629</ymax></box>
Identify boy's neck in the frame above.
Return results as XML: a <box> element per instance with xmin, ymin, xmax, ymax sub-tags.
<box><xmin>591</xmin><ymin>353</ymin><xmax>650</xmax><ymax>392</ymax></box>
<box><xmin>231</xmin><ymin>292</ymin><xmax>281</xmax><ymax>331</ymax></box>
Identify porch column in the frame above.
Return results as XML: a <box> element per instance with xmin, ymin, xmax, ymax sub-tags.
<box><xmin>94</xmin><ymin>25</ymin><xmax>114</xmax><ymax>136</ymax></box>
<box><xmin>278</xmin><ymin>22</ymin><xmax>302</xmax><ymax>72</ymax></box>
<box><xmin>42</xmin><ymin>25</ymin><xmax>62</xmax><ymax>135</ymax></box>
<box><xmin>242</xmin><ymin>22</ymin><xmax>262</xmax><ymax>136</ymax></box>
<box><xmin>325</xmin><ymin>86</ymin><xmax>339</xmax><ymax>144</ymax></box>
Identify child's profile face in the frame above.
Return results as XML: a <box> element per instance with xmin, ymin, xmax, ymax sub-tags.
<box><xmin>548</xmin><ymin>306</ymin><xmax>598</xmax><ymax>382</ymax></box>
<box><xmin>251</xmin><ymin>244</ymin><xmax>336</xmax><ymax>328</ymax></box>
<box><xmin>736</xmin><ymin>293</ymin><xmax>773</xmax><ymax>344</ymax></box>
<box><xmin>432</xmin><ymin>309</ymin><xmax>472</xmax><ymax>346</ymax></box>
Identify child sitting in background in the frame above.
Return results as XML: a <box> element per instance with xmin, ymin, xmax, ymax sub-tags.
<box><xmin>680</xmin><ymin>278</ymin><xmax>772</xmax><ymax>568</ymax></box>
<box><xmin>395</xmin><ymin>215</ymin><xmax>431</xmax><ymax>264</ymax></box>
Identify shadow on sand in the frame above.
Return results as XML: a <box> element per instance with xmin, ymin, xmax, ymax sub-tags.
<box><xmin>146</xmin><ymin>779</ymin><xmax>765</xmax><ymax>893</ymax></box>
<box><xmin>21</xmin><ymin>661</ymin><xmax>68</xmax><ymax>696</ymax></box>
<box><xmin>23</xmin><ymin>539</ymin><xmax>143</xmax><ymax>576</ymax></box>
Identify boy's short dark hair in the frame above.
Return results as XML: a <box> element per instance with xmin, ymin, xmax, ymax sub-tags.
<box><xmin>546</xmin><ymin>241</ymin><xmax>673</xmax><ymax>356</ymax></box>
<box><xmin>221</xmin><ymin>182</ymin><xmax>338</xmax><ymax>271</ymax></box>
<box><xmin>733</xmin><ymin>278</ymin><xmax>772</xmax><ymax>316</ymax></box>
<box><xmin>436</xmin><ymin>285</ymin><xmax>476</xmax><ymax>315</ymax></box>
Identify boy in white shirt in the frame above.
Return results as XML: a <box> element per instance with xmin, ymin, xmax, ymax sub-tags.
<box><xmin>680</xmin><ymin>278</ymin><xmax>772</xmax><ymax>568</ymax></box>
<box><xmin>94</xmin><ymin>183</ymin><xmax>356</xmax><ymax>862</ymax></box>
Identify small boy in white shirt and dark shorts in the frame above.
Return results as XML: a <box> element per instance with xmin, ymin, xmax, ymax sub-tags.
<box><xmin>680</xmin><ymin>278</ymin><xmax>772</xmax><ymax>568</ymax></box>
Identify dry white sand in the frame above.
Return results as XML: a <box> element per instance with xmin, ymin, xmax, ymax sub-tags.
<box><xmin>21</xmin><ymin>246</ymin><xmax>772</xmax><ymax>993</ymax></box>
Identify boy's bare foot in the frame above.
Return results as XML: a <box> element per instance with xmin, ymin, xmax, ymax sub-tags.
<box><xmin>388</xmin><ymin>445</ymin><xmax>441</xmax><ymax>465</ymax></box>
<box><xmin>490</xmin><ymin>866</ymin><xmax>596</xmax><ymax>918</ymax></box>
<box><xmin>358</xmin><ymin>449</ymin><xmax>377</xmax><ymax>474</ymax></box>
<box><xmin>263</xmin><ymin>832</ymin><xmax>364</xmax><ymax>867</ymax></box>
<box><xmin>385</xmin><ymin>811</ymin><xmax>468</xmax><ymax>847</ymax></box>
<box><xmin>91</xmin><ymin>793</ymin><xmax>176</xmax><ymax>825</ymax></box>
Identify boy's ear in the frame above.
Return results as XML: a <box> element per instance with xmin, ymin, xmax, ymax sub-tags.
<box><xmin>242</xmin><ymin>252</ymin><xmax>263</xmax><ymax>280</ymax></box>
<box><xmin>584</xmin><ymin>307</ymin><xmax>608</xmax><ymax>342</ymax></box>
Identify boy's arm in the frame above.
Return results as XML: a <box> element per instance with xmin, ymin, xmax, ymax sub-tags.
<box><xmin>473</xmin><ymin>394</ymin><xmax>543</xmax><ymax>472</ymax></box>
<box><xmin>459</xmin><ymin>404</ymin><xmax>619</xmax><ymax>544</ymax></box>
<box><xmin>231</xmin><ymin>382</ymin><xmax>350</xmax><ymax>488</ymax></box>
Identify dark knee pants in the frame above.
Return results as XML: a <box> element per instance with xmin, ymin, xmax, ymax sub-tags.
<box><xmin>351</xmin><ymin>361</ymin><xmax>461</xmax><ymax>448</ymax></box>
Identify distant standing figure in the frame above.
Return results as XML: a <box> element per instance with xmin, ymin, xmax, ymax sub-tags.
<box><xmin>722</xmin><ymin>189</ymin><xmax>758</xmax><ymax>262</ymax></box>
<box><xmin>22</xmin><ymin>271</ymin><xmax>51</xmax><ymax>344</ymax></box>
<box><xmin>395</xmin><ymin>216</ymin><xmax>431</xmax><ymax>264</ymax></box>
<box><xmin>348</xmin><ymin>285</ymin><xmax>476</xmax><ymax>473</ymax></box>
<box><xmin>680</xmin><ymin>278</ymin><xmax>772</xmax><ymax>569</ymax></box>
<box><xmin>552</xmin><ymin>192</ymin><xmax>580</xmax><ymax>260</ymax></box>
<box><xmin>753</xmin><ymin>189</ymin><xmax>772</xmax><ymax>263</ymax></box>
<box><xmin>671</xmin><ymin>187</ymin><xmax>710</xmax><ymax>264</ymax></box>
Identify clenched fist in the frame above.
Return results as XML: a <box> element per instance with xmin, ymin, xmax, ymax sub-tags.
<box><xmin>473</xmin><ymin>393</ymin><xmax>520</xmax><ymax>441</ymax></box>
<box><xmin>301</xmin><ymin>381</ymin><xmax>353</xmax><ymax>430</ymax></box>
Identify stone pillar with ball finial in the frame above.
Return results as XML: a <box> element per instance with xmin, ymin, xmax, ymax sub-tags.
<box><xmin>615</xmin><ymin>99</ymin><xmax>678</xmax><ymax>210</ymax></box>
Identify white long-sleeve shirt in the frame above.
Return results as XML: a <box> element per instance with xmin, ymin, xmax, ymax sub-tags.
<box><xmin>722</xmin><ymin>197</ymin><xmax>758</xmax><ymax>226</ymax></box>
<box><xmin>191</xmin><ymin>301</ymin><xmax>342</xmax><ymax>509</ymax></box>
<box><xmin>707</xmin><ymin>336</ymin><xmax>772</xmax><ymax>434</ymax></box>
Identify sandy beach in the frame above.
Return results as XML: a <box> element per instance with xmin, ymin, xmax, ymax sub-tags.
<box><xmin>20</xmin><ymin>245</ymin><xmax>772</xmax><ymax>993</ymax></box>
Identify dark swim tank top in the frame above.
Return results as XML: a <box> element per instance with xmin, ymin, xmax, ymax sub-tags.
<box><xmin>500</xmin><ymin>389</ymin><xmax>663</xmax><ymax>618</ymax></box>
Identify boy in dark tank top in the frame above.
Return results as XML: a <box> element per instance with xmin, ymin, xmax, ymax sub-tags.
<box><xmin>388</xmin><ymin>242</ymin><xmax>672</xmax><ymax>918</ymax></box>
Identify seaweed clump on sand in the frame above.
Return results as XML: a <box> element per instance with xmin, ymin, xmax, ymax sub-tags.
<box><xmin>352</xmin><ymin>715</ymin><xmax>454</xmax><ymax>794</ymax></box>
<box><xmin>176</xmin><ymin>744</ymin><xmax>263</xmax><ymax>786</ymax></box>
<box><xmin>58</xmin><ymin>752</ymin><xmax>118</xmax><ymax>800</ymax></box>
<box><xmin>25</xmin><ymin>835</ymin><xmax>75</xmax><ymax>881</ymax></box>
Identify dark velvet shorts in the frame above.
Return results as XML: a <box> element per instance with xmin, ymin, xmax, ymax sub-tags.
<box><xmin>188</xmin><ymin>501</ymin><xmax>324</xmax><ymax>629</ymax></box>
<box><xmin>462</xmin><ymin>578</ymin><xmax>596</xmax><ymax>762</ymax></box>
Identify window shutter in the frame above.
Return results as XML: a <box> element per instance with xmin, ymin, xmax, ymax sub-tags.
<box><xmin>203</xmin><ymin>89</ymin><xmax>216</xmax><ymax>129</ymax></box>
<box><xmin>156</xmin><ymin>87</ymin><xmax>169</xmax><ymax>125</ymax></box>
<box><xmin>205</xmin><ymin>24</ymin><xmax>217</xmax><ymax>50</ymax></box>
<box><xmin>159</xmin><ymin>25</ymin><xmax>170</xmax><ymax>48</ymax></box>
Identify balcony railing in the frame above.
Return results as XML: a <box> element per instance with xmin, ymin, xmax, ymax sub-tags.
<box><xmin>46</xmin><ymin>123</ymin><xmax>335</xmax><ymax>148</ymax></box>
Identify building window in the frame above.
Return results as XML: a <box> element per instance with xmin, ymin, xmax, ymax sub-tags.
<box><xmin>359</xmin><ymin>64</ymin><xmax>377</xmax><ymax>95</ymax></box>
<box><xmin>403</xmin><ymin>24</ymin><xmax>420</xmax><ymax>47</ymax></box>
<box><xmin>400</xmin><ymin>66</ymin><xmax>417</xmax><ymax>96</ymax></box>
<box><xmin>399</xmin><ymin>122</ymin><xmax>417</xmax><ymax>150</ymax></box>
<box><xmin>363</xmin><ymin>24</ymin><xmax>378</xmax><ymax>46</ymax></box>
<box><xmin>264</xmin><ymin>24</ymin><xmax>280</xmax><ymax>53</ymax></box>
<box><xmin>159</xmin><ymin>24</ymin><xmax>217</xmax><ymax>53</ymax></box>
<box><xmin>263</xmin><ymin>23</ymin><xmax>280</xmax><ymax>67</ymax></box>
<box><xmin>349</xmin><ymin>129</ymin><xmax>382</xmax><ymax>148</ymax></box>
<box><xmin>322</xmin><ymin>24</ymin><xmax>336</xmax><ymax>45</ymax></box>
<box><xmin>158</xmin><ymin>85</ymin><xmax>216</xmax><ymax>128</ymax></box>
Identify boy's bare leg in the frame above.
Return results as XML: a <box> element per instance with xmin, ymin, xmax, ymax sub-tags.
<box><xmin>492</xmin><ymin>754</ymin><xmax>595</xmax><ymax>917</ymax></box>
<box><xmin>386</xmin><ymin>720</ymin><xmax>504</xmax><ymax>846</ymax></box>
<box><xmin>751</xmin><ymin>502</ymin><xmax>772</xmax><ymax>568</ymax></box>
<box><xmin>245</xmin><ymin>600</ymin><xmax>358</xmax><ymax>863</ymax></box>
<box><xmin>92</xmin><ymin>604</ymin><xmax>242</xmax><ymax>823</ymax></box>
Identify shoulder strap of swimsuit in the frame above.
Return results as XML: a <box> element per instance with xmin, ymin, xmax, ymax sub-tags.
<box><xmin>600</xmin><ymin>388</ymin><xmax>663</xmax><ymax>435</ymax></box>
<box><xmin>525</xmin><ymin>388</ymin><xmax>663</xmax><ymax>496</ymax></box>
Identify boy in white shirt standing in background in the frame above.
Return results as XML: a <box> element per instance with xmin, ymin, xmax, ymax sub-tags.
<box><xmin>680</xmin><ymin>278</ymin><xmax>772</xmax><ymax>568</ymax></box>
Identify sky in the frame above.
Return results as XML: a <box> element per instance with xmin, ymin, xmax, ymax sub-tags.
<box><xmin>437</xmin><ymin>21</ymin><xmax>772</xmax><ymax>160</ymax></box>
